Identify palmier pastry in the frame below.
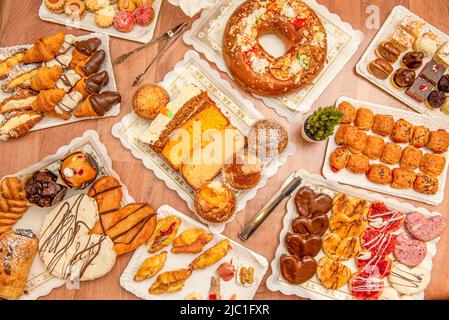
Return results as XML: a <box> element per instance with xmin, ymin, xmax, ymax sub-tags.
<box><xmin>194</xmin><ymin>181</ymin><xmax>236</xmax><ymax>225</ymax></box>
<box><xmin>391</xmin><ymin>68</ymin><xmax>416</xmax><ymax>89</ymax></box>
<box><xmin>292</xmin><ymin>216</ymin><xmax>329</xmax><ymax>237</ymax></box>
<box><xmin>332</xmin><ymin>193</ymin><xmax>368</xmax><ymax>217</ymax></box>
<box><xmin>391</xmin><ymin>168</ymin><xmax>417</xmax><ymax>189</ymax></box>
<box><xmin>355</xmin><ymin>108</ymin><xmax>374</xmax><ymax>131</ymax></box>
<box><xmin>223</xmin><ymin>151</ymin><xmax>263</xmax><ymax>190</ymax></box>
<box><xmin>400</xmin><ymin>146</ymin><xmax>423</xmax><ymax>170</ymax></box>
<box><xmin>363</xmin><ymin>135</ymin><xmax>385</xmax><ymax>160</ymax></box>
<box><xmin>402</xmin><ymin>51</ymin><xmax>424</xmax><ymax>69</ymax></box>
<box><xmin>420</xmin><ymin>153</ymin><xmax>446</xmax><ymax>177</ymax></box>
<box><xmin>132</xmin><ymin>84</ymin><xmax>169</xmax><ymax>120</ymax></box>
<box><xmin>285</xmin><ymin>233</ymin><xmax>322</xmax><ymax>258</ymax></box>
<box><xmin>294</xmin><ymin>187</ymin><xmax>332</xmax><ymax>218</ymax></box>
<box><xmin>59</xmin><ymin>152</ymin><xmax>99</xmax><ymax>189</ymax></box>
<box><xmin>0</xmin><ymin>177</ymin><xmax>28</xmax><ymax>235</ymax></box>
<box><xmin>64</xmin><ymin>0</ymin><xmax>87</xmax><ymax>21</ymax></box>
<box><xmin>317</xmin><ymin>257</ymin><xmax>351</xmax><ymax>290</ymax></box>
<box><xmin>25</xmin><ymin>170</ymin><xmax>67</xmax><ymax>208</ymax></box>
<box><xmin>413</xmin><ymin>174</ymin><xmax>439</xmax><ymax>195</ymax></box>
<box><xmin>344</xmin><ymin>126</ymin><xmax>367</xmax><ymax>154</ymax></box>
<box><xmin>329</xmin><ymin>147</ymin><xmax>349</xmax><ymax>172</ymax></box>
<box><xmin>411</xmin><ymin>125</ymin><xmax>430</xmax><ymax>148</ymax></box>
<box><xmin>347</xmin><ymin>153</ymin><xmax>370</xmax><ymax>174</ymax></box>
<box><xmin>74</xmin><ymin>91</ymin><xmax>121</xmax><ymax>118</ymax></box>
<box><xmin>426</xmin><ymin>129</ymin><xmax>449</xmax><ymax>154</ymax></box>
<box><xmin>248</xmin><ymin>119</ymin><xmax>288</xmax><ymax>158</ymax></box>
<box><xmin>280</xmin><ymin>254</ymin><xmax>316</xmax><ymax>285</ymax></box>
<box><xmin>338</xmin><ymin>101</ymin><xmax>357</xmax><ymax>124</ymax></box>
<box><xmin>381</xmin><ymin>142</ymin><xmax>403</xmax><ymax>165</ymax></box>
<box><xmin>368</xmin><ymin>58</ymin><xmax>393</xmax><ymax>80</ymax></box>
<box><xmin>322</xmin><ymin>233</ymin><xmax>360</xmax><ymax>262</ymax></box>
<box><xmin>330</xmin><ymin>212</ymin><xmax>366</xmax><ymax>238</ymax></box>
<box><xmin>70</xmin><ymin>37</ymin><xmax>102</xmax><ymax>69</ymax></box>
<box><xmin>376</xmin><ymin>41</ymin><xmax>401</xmax><ymax>63</ymax></box>
<box><xmin>391</xmin><ymin>118</ymin><xmax>413</xmax><ymax>143</ymax></box>
<box><xmin>75</xmin><ymin>49</ymin><xmax>106</xmax><ymax>77</ymax></box>
<box><xmin>426</xmin><ymin>90</ymin><xmax>446</xmax><ymax>109</ymax></box>
<box><xmin>366</xmin><ymin>164</ymin><xmax>392</xmax><ymax>185</ymax></box>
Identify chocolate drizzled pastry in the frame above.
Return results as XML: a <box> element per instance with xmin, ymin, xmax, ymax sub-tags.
<box><xmin>85</xmin><ymin>71</ymin><xmax>109</xmax><ymax>95</ymax></box>
<box><xmin>80</xmin><ymin>50</ymin><xmax>106</xmax><ymax>77</ymax></box>
<box><xmin>376</xmin><ymin>41</ymin><xmax>401</xmax><ymax>63</ymax></box>
<box><xmin>402</xmin><ymin>51</ymin><xmax>424</xmax><ymax>69</ymax></box>
<box><xmin>438</xmin><ymin>74</ymin><xmax>449</xmax><ymax>93</ymax></box>
<box><xmin>90</xmin><ymin>91</ymin><xmax>121</xmax><ymax>116</ymax></box>
<box><xmin>427</xmin><ymin>90</ymin><xmax>446</xmax><ymax>109</ymax></box>
<box><xmin>25</xmin><ymin>170</ymin><xmax>67</xmax><ymax>207</ymax></box>
<box><xmin>74</xmin><ymin>38</ymin><xmax>101</xmax><ymax>56</ymax></box>
<box><xmin>393</xmin><ymin>68</ymin><xmax>416</xmax><ymax>88</ymax></box>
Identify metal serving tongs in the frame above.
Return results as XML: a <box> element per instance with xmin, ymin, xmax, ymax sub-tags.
<box><xmin>114</xmin><ymin>22</ymin><xmax>188</xmax><ymax>66</ymax></box>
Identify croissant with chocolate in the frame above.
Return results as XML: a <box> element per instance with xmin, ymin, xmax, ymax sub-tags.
<box><xmin>23</xmin><ymin>32</ymin><xmax>65</xmax><ymax>64</ymax></box>
<box><xmin>31</xmin><ymin>88</ymin><xmax>65</xmax><ymax>117</ymax></box>
<box><xmin>69</xmin><ymin>37</ymin><xmax>101</xmax><ymax>69</ymax></box>
<box><xmin>30</xmin><ymin>66</ymin><xmax>63</xmax><ymax>91</ymax></box>
<box><xmin>74</xmin><ymin>50</ymin><xmax>106</xmax><ymax>77</ymax></box>
<box><xmin>74</xmin><ymin>91</ymin><xmax>121</xmax><ymax>118</ymax></box>
<box><xmin>73</xmin><ymin>71</ymin><xmax>109</xmax><ymax>99</ymax></box>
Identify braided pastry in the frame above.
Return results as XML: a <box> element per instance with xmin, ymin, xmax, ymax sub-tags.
<box><xmin>0</xmin><ymin>177</ymin><xmax>28</xmax><ymax>235</ymax></box>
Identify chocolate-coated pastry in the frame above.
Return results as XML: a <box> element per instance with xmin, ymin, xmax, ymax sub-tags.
<box><xmin>292</xmin><ymin>216</ymin><xmax>329</xmax><ymax>237</ymax></box>
<box><xmin>280</xmin><ymin>254</ymin><xmax>317</xmax><ymax>285</ymax></box>
<box><xmin>438</xmin><ymin>74</ymin><xmax>449</xmax><ymax>93</ymax></box>
<box><xmin>90</xmin><ymin>91</ymin><xmax>121</xmax><ymax>116</ymax></box>
<box><xmin>80</xmin><ymin>50</ymin><xmax>105</xmax><ymax>76</ymax></box>
<box><xmin>376</xmin><ymin>41</ymin><xmax>401</xmax><ymax>63</ymax></box>
<box><xmin>402</xmin><ymin>51</ymin><xmax>424</xmax><ymax>69</ymax></box>
<box><xmin>25</xmin><ymin>170</ymin><xmax>67</xmax><ymax>207</ymax></box>
<box><xmin>285</xmin><ymin>233</ymin><xmax>322</xmax><ymax>258</ymax></box>
<box><xmin>426</xmin><ymin>90</ymin><xmax>446</xmax><ymax>109</ymax></box>
<box><xmin>85</xmin><ymin>71</ymin><xmax>109</xmax><ymax>95</ymax></box>
<box><xmin>294</xmin><ymin>187</ymin><xmax>332</xmax><ymax>218</ymax></box>
<box><xmin>392</xmin><ymin>68</ymin><xmax>416</xmax><ymax>88</ymax></box>
<box><xmin>368</xmin><ymin>58</ymin><xmax>393</xmax><ymax>80</ymax></box>
<box><xmin>420</xmin><ymin>59</ymin><xmax>447</xmax><ymax>85</ymax></box>
<box><xmin>74</xmin><ymin>37</ymin><xmax>101</xmax><ymax>56</ymax></box>
<box><xmin>406</xmin><ymin>77</ymin><xmax>433</xmax><ymax>102</ymax></box>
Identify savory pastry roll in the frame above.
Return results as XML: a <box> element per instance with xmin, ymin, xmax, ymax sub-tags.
<box><xmin>330</xmin><ymin>147</ymin><xmax>350</xmax><ymax>172</ymax></box>
<box><xmin>338</xmin><ymin>101</ymin><xmax>357</xmax><ymax>124</ymax></box>
<box><xmin>400</xmin><ymin>146</ymin><xmax>423</xmax><ymax>170</ymax></box>
<box><xmin>381</xmin><ymin>142</ymin><xmax>403</xmax><ymax>165</ymax></box>
<box><xmin>391</xmin><ymin>168</ymin><xmax>417</xmax><ymax>189</ymax></box>
<box><xmin>411</xmin><ymin>125</ymin><xmax>430</xmax><ymax>148</ymax></box>
<box><xmin>347</xmin><ymin>154</ymin><xmax>370</xmax><ymax>174</ymax></box>
<box><xmin>413</xmin><ymin>174</ymin><xmax>439</xmax><ymax>195</ymax></box>
<box><xmin>426</xmin><ymin>129</ymin><xmax>449</xmax><ymax>154</ymax></box>
<box><xmin>355</xmin><ymin>108</ymin><xmax>374</xmax><ymax>130</ymax></box>
<box><xmin>345</xmin><ymin>126</ymin><xmax>368</xmax><ymax>154</ymax></box>
<box><xmin>420</xmin><ymin>153</ymin><xmax>446</xmax><ymax>177</ymax></box>
<box><xmin>391</xmin><ymin>119</ymin><xmax>413</xmax><ymax>143</ymax></box>
<box><xmin>363</xmin><ymin>136</ymin><xmax>385</xmax><ymax>160</ymax></box>
<box><xmin>366</xmin><ymin>164</ymin><xmax>392</xmax><ymax>185</ymax></box>
<box><xmin>372</xmin><ymin>114</ymin><xmax>395</xmax><ymax>136</ymax></box>
<box><xmin>335</xmin><ymin>124</ymin><xmax>351</xmax><ymax>145</ymax></box>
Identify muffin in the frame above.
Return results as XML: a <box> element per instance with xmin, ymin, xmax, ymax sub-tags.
<box><xmin>25</xmin><ymin>170</ymin><xmax>67</xmax><ymax>207</ymax></box>
<box><xmin>248</xmin><ymin>119</ymin><xmax>288</xmax><ymax>158</ymax></box>
<box><xmin>223</xmin><ymin>151</ymin><xmax>263</xmax><ymax>190</ymax></box>
<box><xmin>59</xmin><ymin>152</ymin><xmax>99</xmax><ymax>189</ymax></box>
<box><xmin>132</xmin><ymin>84</ymin><xmax>169</xmax><ymax>120</ymax></box>
<box><xmin>194</xmin><ymin>181</ymin><xmax>236</xmax><ymax>224</ymax></box>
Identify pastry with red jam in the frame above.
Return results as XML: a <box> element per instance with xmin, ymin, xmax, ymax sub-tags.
<box><xmin>59</xmin><ymin>152</ymin><xmax>99</xmax><ymax>189</ymax></box>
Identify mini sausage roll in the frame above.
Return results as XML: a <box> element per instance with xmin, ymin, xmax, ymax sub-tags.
<box><xmin>426</xmin><ymin>129</ymin><xmax>449</xmax><ymax>154</ymax></box>
<box><xmin>347</xmin><ymin>153</ymin><xmax>370</xmax><ymax>174</ymax></box>
<box><xmin>411</xmin><ymin>125</ymin><xmax>430</xmax><ymax>148</ymax></box>
<box><xmin>363</xmin><ymin>136</ymin><xmax>385</xmax><ymax>160</ymax></box>
<box><xmin>372</xmin><ymin>114</ymin><xmax>395</xmax><ymax>136</ymax></box>
<box><xmin>338</xmin><ymin>101</ymin><xmax>357</xmax><ymax>124</ymax></box>
<box><xmin>420</xmin><ymin>153</ymin><xmax>446</xmax><ymax>177</ymax></box>
<box><xmin>381</xmin><ymin>142</ymin><xmax>403</xmax><ymax>165</ymax></box>
<box><xmin>413</xmin><ymin>174</ymin><xmax>439</xmax><ymax>195</ymax></box>
<box><xmin>335</xmin><ymin>124</ymin><xmax>351</xmax><ymax>145</ymax></box>
<box><xmin>355</xmin><ymin>108</ymin><xmax>374</xmax><ymax>130</ymax></box>
<box><xmin>400</xmin><ymin>146</ymin><xmax>423</xmax><ymax>170</ymax></box>
<box><xmin>391</xmin><ymin>168</ymin><xmax>417</xmax><ymax>189</ymax></box>
<box><xmin>345</xmin><ymin>126</ymin><xmax>368</xmax><ymax>154</ymax></box>
<box><xmin>329</xmin><ymin>147</ymin><xmax>350</xmax><ymax>172</ymax></box>
<box><xmin>366</xmin><ymin>164</ymin><xmax>392</xmax><ymax>185</ymax></box>
<box><xmin>391</xmin><ymin>119</ymin><xmax>413</xmax><ymax>143</ymax></box>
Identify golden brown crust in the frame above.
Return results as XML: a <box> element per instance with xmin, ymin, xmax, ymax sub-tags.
<box><xmin>413</xmin><ymin>173</ymin><xmax>438</xmax><ymax>195</ymax></box>
<box><xmin>391</xmin><ymin>168</ymin><xmax>417</xmax><ymax>189</ymax></box>
<box><xmin>426</xmin><ymin>130</ymin><xmax>449</xmax><ymax>154</ymax></box>
<box><xmin>366</xmin><ymin>164</ymin><xmax>392</xmax><ymax>185</ymax></box>
<box><xmin>391</xmin><ymin>118</ymin><xmax>413</xmax><ymax>143</ymax></box>
<box><xmin>0</xmin><ymin>178</ymin><xmax>28</xmax><ymax>236</ymax></box>
<box><xmin>132</xmin><ymin>84</ymin><xmax>169</xmax><ymax>120</ymax></box>
<box><xmin>194</xmin><ymin>182</ymin><xmax>236</xmax><ymax>224</ymax></box>
<box><xmin>400</xmin><ymin>146</ymin><xmax>423</xmax><ymax>170</ymax></box>
<box><xmin>347</xmin><ymin>153</ymin><xmax>370</xmax><ymax>174</ymax></box>
<box><xmin>372</xmin><ymin>114</ymin><xmax>395</xmax><ymax>136</ymax></box>
<box><xmin>223</xmin><ymin>151</ymin><xmax>262</xmax><ymax>190</ymax></box>
<box><xmin>420</xmin><ymin>153</ymin><xmax>446</xmax><ymax>177</ymax></box>
<box><xmin>363</xmin><ymin>135</ymin><xmax>385</xmax><ymax>160</ymax></box>
<box><xmin>329</xmin><ymin>147</ymin><xmax>349</xmax><ymax>173</ymax></box>
<box><xmin>338</xmin><ymin>102</ymin><xmax>357</xmax><ymax>124</ymax></box>
<box><xmin>381</xmin><ymin>142</ymin><xmax>403</xmax><ymax>165</ymax></box>
<box><xmin>355</xmin><ymin>108</ymin><xmax>374</xmax><ymax>131</ymax></box>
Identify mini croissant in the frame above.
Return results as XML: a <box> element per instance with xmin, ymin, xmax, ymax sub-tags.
<box><xmin>74</xmin><ymin>91</ymin><xmax>120</xmax><ymax>118</ymax></box>
<box><xmin>30</xmin><ymin>66</ymin><xmax>63</xmax><ymax>91</ymax></box>
<box><xmin>23</xmin><ymin>32</ymin><xmax>65</xmax><ymax>64</ymax></box>
<box><xmin>31</xmin><ymin>88</ymin><xmax>65</xmax><ymax>117</ymax></box>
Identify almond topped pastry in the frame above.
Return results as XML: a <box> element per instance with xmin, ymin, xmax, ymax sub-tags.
<box><xmin>194</xmin><ymin>181</ymin><xmax>236</xmax><ymax>225</ymax></box>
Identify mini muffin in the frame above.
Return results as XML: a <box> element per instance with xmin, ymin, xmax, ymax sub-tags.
<box><xmin>413</xmin><ymin>174</ymin><xmax>439</xmax><ymax>195</ymax></box>
<box><xmin>355</xmin><ymin>108</ymin><xmax>374</xmax><ymax>131</ymax></box>
<box><xmin>338</xmin><ymin>101</ymin><xmax>357</xmax><ymax>124</ymax></box>
<box><xmin>427</xmin><ymin>129</ymin><xmax>449</xmax><ymax>154</ymax></box>
<box><xmin>194</xmin><ymin>181</ymin><xmax>236</xmax><ymax>224</ymax></box>
<box><xmin>345</xmin><ymin>126</ymin><xmax>367</xmax><ymax>154</ymax></box>
<box><xmin>381</xmin><ymin>142</ymin><xmax>403</xmax><ymax>165</ymax></box>
<box><xmin>132</xmin><ymin>84</ymin><xmax>169</xmax><ymax>120</ymax></box>
<box><xmin>25</xmin><ymin>170</ymin><xmax>67</xmax><ymax>208</ymax></box>
<box><xmin>59</xmin><ymin>152</ymin><xmax>99</xmax><ymax>189</ymax></box>
<box><xmin>400</xmin><ymin>146</ymin><xmax>423</xmax><ymax>170</ymax></box>
<box><xmin>335</xmin><ymin>124</ymin><xmax>351</xmax><ymax>145</ymax></box>
<box><xmin>363</xmin><ymin>136</ymin><xmax>385</xmax><ymax>160</ymax></box>
<box><xmin>347</xmin><ymin>154</ymin><xmax>370</xmax><ymax>174</ymax></box>
<box><xmin>372</xmin><ymin>114</ymin><xmax>395</xmax><ymax>136</ymax></box>
<box><xmin>411</xmin><ymin>125</ymin><xmax>430</xmax><ymax>148</ymax></box>
<box><xmin>391</xmin><ymin>119</ymin><xmax>413</xmax><ymax>143</ymax></box>
<box><xmin>420</xmin><ymin>153</ymin><xmax>446</xmax><ymax>177</ymax></box>
<box><xmin>223</xmin><ymin>151</ymin><xmax>263</xmax><ymax>190</ymax></box>
<box><xmin>391</xmin><ymin>168</ymin><xmax>417</xmax><ymax>189</ymax></box>
<box><xmin>329</xmin><ymin>147</ymin><xmax>350</xmax><ymax>172</ymax></box>
<box><xmin>248</xmin><ymin>119</ymin><xmax>288</xmax><ymax>158</ymax></box>
<box><xmin>366</xmin><ymin>164</ymin><xmax>392</xmax><ymax>185</ymax></box>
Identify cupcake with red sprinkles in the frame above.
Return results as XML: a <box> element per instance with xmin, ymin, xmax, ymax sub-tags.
<box><xmin>135</xmin><ymin>4</ymin><xmax>155</xmax><ymax>26</ymax></box>
<box><xmin>113</xmin><ymin>10</ymin><xmax>136</xmax><ymax>32</ymax></box>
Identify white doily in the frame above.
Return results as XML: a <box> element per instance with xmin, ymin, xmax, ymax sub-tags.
<box><xmin>168</xmin><ymin>0</ymin><xmax>218</xmax><ymax>17</ymax></box>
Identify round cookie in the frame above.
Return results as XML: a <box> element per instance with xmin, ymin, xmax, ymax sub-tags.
<box><xmin>132</xmin><ymin>84</ymin><xmax>169</xmax><ymax>120</ymax></box>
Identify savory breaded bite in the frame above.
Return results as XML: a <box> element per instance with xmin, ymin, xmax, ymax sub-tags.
<box><xmin>363</xmin><ymin>135</ymin><xmax>385</xmax><ymax>160</ymax></box>
<box><xmin>347</xmin><ymin>153</ymin><xmax>370</xmax><ymax>174</ymax></box>
<box><xmin>355</xmin><ymin>108</ymin><xmax>374</xmax><ymax>131</ymax></box>
<box><xmin>335</xmin><ymin>124</ymin><xmax>351</xmax><ymax>145</ymax></box>
<box><xmin>338</xmin><ymin>101</ymin><xmax>357</xmax><ymax>124</ymax></box>
<box><xmin>411</xmin><ymin>125</ymin><xmax>430</xmax><ymax>148</ymax></box>
<box><xmin>366</xmin><ymin>164</ymin><xmax>392</xmax><ymax>185</ymax></box>
<box><xmin>400</xmin><ymin>145</ymin><xmax>423</xmax><ymax>170</ymax></box>
<box><xmin>372</xmin><ymin>114</ymin><xmax>395</xmax><ymax>137</ymax></box>
<box><xmin>391</xmin><ymin>168</ymin><xmax>417</xmax><ymax>189</ymax></box>
<box><xmin>420</xmin><ymin>153</ymin><xmax>446</xmax><ymax>177</ymax></box>
<box><xmin>413</xmin><ymin>174</ymin><xmax>439</xmax><ymax>195</ymax></box>
<box><xmin>329</xmin><ymin>147</ymin><xmax>350</xmax><ymax>172</ymax></box>
<box><xmin>381</xmin><ymin>142</ymin><xmax>403</xmax><ymax>165</ymax></box>
<box><xmin>391</xmin><ymin>119</ymin><xmax>413</xmax><ymax>143</ymax></box>
<box><xmin>345</xmin><ymin>126</ymin><xmax>368</xmax><ymax>154</ymax></box>
<box><xmin>426</xmin><ymin>129</ymin><xmax>449</xmax><ymax>154</ymax></box>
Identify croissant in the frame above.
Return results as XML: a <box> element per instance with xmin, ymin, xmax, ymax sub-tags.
<box><xmin>69</xmin><ymin>37</ymin><xmax>101</xmax><ymax>69</ymax></box>
<box><xmin>31</xmin><ymin>88</ymin><xmax>65</xmax><ymax>117</ymax></box>
<box><xmin>30</xmin><ymin>66</ymin><xmax>63</xmax><ymax>91</ymax></box>
<box><xmin>23</xmin><ymin>32</ymin><xmax>65</xmax><ymax>64</ymax></box>
<box><xmin>0</xmin><ymin>50</ymin><xmax>25</xmax><ymax>79</ymax></box>
<box><xmin>74</xmin><ymin>91</ymin><xmax>121</xmax><ymax>118</ymax></box>
<box><xmin>73</xmin><ymin>71</ymin><xmax>109</xmax><ymax>99</ymax></box>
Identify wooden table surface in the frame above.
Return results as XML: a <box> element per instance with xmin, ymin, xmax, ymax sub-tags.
<box><xmin>1</xmin><ymin>0</ymin><xmax>448</xmax><ymax>300</ymax></box>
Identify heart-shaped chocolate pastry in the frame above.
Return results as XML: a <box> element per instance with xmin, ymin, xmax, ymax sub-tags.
<box><xmin>286</xmin><ymin>233</ymin><xmax>322</xmax><ymax>258</ymax></box>
<box><xmin>295</xmin><ymin>187</ymin><xmax>332</xmax><ymax>217</ymax></box>
<box><xmin>405</xmin><ymin>212</ymin><xmax>447</xmax><ymax>242</ymax></box>
<box><xmin>280</xmin><ymin>254</ymin><xmax>317</xmax><ymax>284</ymax></box>
<box><xmin>292</xmin><ymin>215</ymin><xmax>329</xmax><ymax>236</ymax></box>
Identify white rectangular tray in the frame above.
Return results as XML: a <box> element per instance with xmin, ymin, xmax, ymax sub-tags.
<box><xmin>38</xmin><ymin>0</ymin><xmax>163</xmax><ymax>43</ymax></box>
<box><xmin>322</xmin><ymin>97</ymin><xmax>449</xmax><ymax>205</ymax></box>
<box><xmin>120</xmin><ymin>204</ymin><xmax>268</xmax><ymax>300</ymax></box>
<box><xmin>183</xmin><ymin>0</ymin><xmax>363</xmax><ymax>123</ymax></box>
<box><xmin>0</xmin><ymin>33</ymin><xmax>120</xmax><ymax>133</ymax></box>
<box><xmin>266</xmin><ymin>170</ymin><xmax>442</xmax><ymax>300</ymax></box>
<box><xmin>2</xmin><ymin>130</ymin><xmax>134</xmax><ymax>300</ymax></box>
<box><xmin>356</xmin><ymin>5</ymin><xmax>449</xmax><ymax>118</ymax></box>
<box><xmin>111</xmin><ymin>50</ymin><xmax>295</xmax><ymax>233</ymax></box>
